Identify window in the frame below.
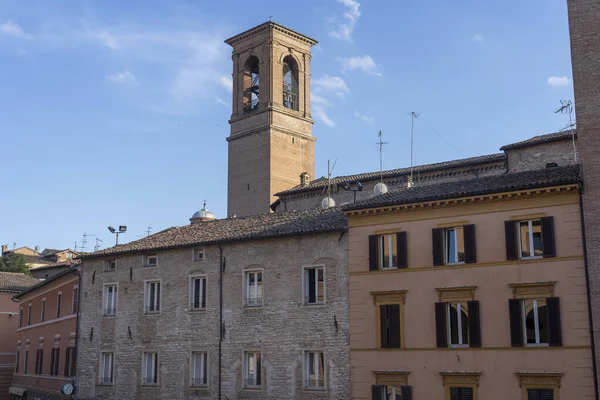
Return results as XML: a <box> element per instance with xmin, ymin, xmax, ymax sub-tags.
<box><xmin>145</xmin><ymin>281</ymin><xmax>161</xmax><ymax>313</ymax></box>
<box><xmin>505</xmin><ymin>217</ymin><xmax>555</xmax><ymax>260</ymax></box>
<box><xmin>380</xmin><ymin>234</ymin><xmax>398</xmax><ymax>269</ymax></box>
<box><xmin>450</xmin><ymin>387</ymin><xmax>473</xmax><ymax>400</ymax></box>
<box><xmin>27</xmin><ymin>304</ymin><xmax>32</xmax><ymax>325</ymax></box>
<box><xmin>509</xmin><ymin>289</ymin><xmax>562</xmax><ymax>347</ymax></box>
<box><xmin>245</xmin><ymin>271</ymin><xmax>263</xmax><ymax>306</ymax></box>
<box><xmin>379</xmin><ymin>304</ymin><xmax>401</xmax><ymax>348</ymax></box>
<box><xmin>516</xmin><ymin>372</ymin><xmax>561</xmax><ymax>400</ymax></box>
<box><xmin>448</xmin><ymin>303</ymin><xmax>469</xmax><ymax>347</ymax></box>
<box><xmin>194</xmin><ymin>249</ymin><xmax>204</xmax><ymax>261</ymax></box>
<box><xmin>24</xmin><ymin>350</ymin><xmax>28</xmax><ymax>374</ymax></box>
<box><xmin>190</xmin><ymin>276</ymin><xmax>207</xmax><ymax>310</ymax></box>
<box><xmin>372</xmin><ymin>381</ymin><xmax>412</xmax><ymax>400</ymax></box>
<box><xmin>527</xmin><ymin>389</ymin><xmax>554</xmax><ymax>400</ymax></box>
<box><xmin>441</xmin><ymin>371</ymin><xmax>480</xmax><ymax>400</ymax></box>
<box><xmin>243</xmin><ymin>56</ymin><xmax>260</xmax><ymax>111</ymax></box>
<box><xmin>50</xmin><ymin>348</ymin><xmax>60</xmax><ymax>376</ymax></box>
<box><xmin>244</xmin><ymin>351</ymin><xmax>261</xmax><ymax>388</ymax></box>
<box><xmin>304</xmin><ymin>266</ymin><xmax>324</xmax><ymax>305</ymax></box>
<box><xmin>369</xmin><ymin>232</ymin><xmax>408</xmax><ymax>270</ymax></box>
<box><xmin>282</xmin><ymin>55</ymin><xmax>299</xmax><ymax>111</ymax></box>
<box><xmin>35</xmin><ymin>348</ymin><xmax>43</xmax><ymax>375</ymax></box>
<box><xmin>304</xmin><ymin>351</ymin><xmax>325</xmax><ymax>390</ymax></box>
<box><xmin>41</xmin><ymin>299</ymin><xmax>46</xmax><ymax>322</ymax></box>
<box><xmin>191</xmin><ymin>351</ymin><xmax>208</xmax><ymax>387</ymax></box>
<box><xmin>64</xmin><ymin>346</ymin><xmax>76</xmax><ymax>377</ymax></box>
<box><xmin>19</xmin><ymin>307</ymin><xmax>23</xmax><ymax>328</ymax></box>
<box><xmin>105</xmin><ymin>259</ymin><xmax>116</xmax><ymax>271</ymax></box>
<box><xmin>145</xmin><ymin>254</ymin><xmax>158</xmax><ymax>267</ymax></box>
<box><xmin>142</xmin><ymin>352</ymin><xmax>158</xmax><ymax>385</ymax></box>
<box><xmin>519</xmin><ymin>220</ymin><xmax>543</xmax><ymax>258</ymax></box>
<box><xmin>72</xmin><ymin>285</ymin><xmax>79</xmax><ymax>314</ymax></box>
<box><xmin>57</xmin><ymin>293</ymin><xmax>62</xmax><ymax>318</ymax></box>
<box><xmin>100</xmin><ymin>352</ymin><xmax>114</xmax><ymax>384</ymax></box>
<box><xmin>15</xmin><ymin>350</ymin><xmax>20</xmax><ymax>373</ymax></box>
<box><xmin>103</xmin><ymin>285</ymin><xmax>117</xmax><ymax>316</ymax></box>
<box><xmin>433</xmin><ymin>225</ymin><xmax>476</xmax><ymax>266</ymax></box>
<box><xmin>444</xmin><ymin>227</ymin><xmax>465</xmax><ymax>264</ymax></box>
<box><xmin>435</xmin><ymin>292</ymin><xmax>481</xmax><ymax>348</ymax></box>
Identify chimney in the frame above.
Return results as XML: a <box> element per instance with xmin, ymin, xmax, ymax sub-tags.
<box><xmin>1</xmin><ymin>245</ymin><xmax>7</xmax><ymax>255</ymax></box>
<box><xmin>300</xmin><ymin>172</ymin><xmax>311</xmax><ymax>187</ymax></box>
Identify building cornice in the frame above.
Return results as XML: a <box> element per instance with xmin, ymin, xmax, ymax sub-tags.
<box><xmin>227</xmin><ymin>124</ymin><xmax>316</xmax><ymax>143</ymax></box>
<box><xmin>225</xmin><ymin>22</ymin><xmax>318</xmax><ymax>47</ymax></box>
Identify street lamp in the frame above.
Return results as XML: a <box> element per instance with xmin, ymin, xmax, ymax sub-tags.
<box><xmin>343</xmin><ymin>181</ymin><xmax>364</xmax><ymax>203</ymax></box>
<box><xmin>108</xmin><ymin>225</ymin><xmax>127</xmax><ymax>245</ymax></box>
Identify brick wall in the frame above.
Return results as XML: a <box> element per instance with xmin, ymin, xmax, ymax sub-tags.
<box><xmin>505</xmin><ymin>138</ymin><xmax>578</xmax><ymax>173</ymax></box>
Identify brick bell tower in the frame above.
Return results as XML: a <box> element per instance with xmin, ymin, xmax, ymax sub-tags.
<box><xmin>225</xmin><ymin>22</ymin><xmax>317</xmax><ymax>217</ymax></box>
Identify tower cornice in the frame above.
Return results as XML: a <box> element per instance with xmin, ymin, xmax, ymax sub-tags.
<box><xmin>225</xmin><ymin>21</ymin><xmax>318</xmax><ymax>47</ymax></box>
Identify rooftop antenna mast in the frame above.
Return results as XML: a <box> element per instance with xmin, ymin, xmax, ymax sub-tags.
<box><xmin>321</xmin><ymin>158</ymin><xmax>338</xmax><ymax>208</ymax></box>
<box><xmin>94</xmin><ymin>238</ymin><xmax>103</xmax><ymax>252</ymax></box>
<box><xmin>81</xmin><ymin>233</ymin><xmax>96</xmax><ymax>252</ymax></box>
<box><xmin>374</xmin><ymin>131</ymin><xmax>389</xmax><ymax>195</ymax></box>
<box><xmin>409</xmin><ymin>112</ymin><xmax>420</xmax><ymax>186</ymax></box>
<box><xmin>555</xmin><ymin>100</ymin><xmax>577</xmax><ymax>163</ymax></box>
<box><xmin>145</xmin><ymin>227</ymin><xmax>152</xmax><ymax>237</ymax></box>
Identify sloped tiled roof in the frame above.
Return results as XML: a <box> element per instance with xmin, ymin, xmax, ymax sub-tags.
<box><xmin>275</xmin><ymin>153</ymin><xmax>506</xmax><ymax>196</ymax></box>
<box><xmin>344</xmin><ymin>165</ymin><xmax>581</xmax><ymax>212</ymax></box>
<box><xmin>0</xmin><ymin>272</ymin><xmax>40</xmax><ymax>292</ymax></box>
<box><xmin>81</xmin><ymin>207</ymin><xmax>347</xmax><ymax>259</ymax></box>
<box><xmin>29</xmin><ymin>260</ymin><xmax>81</xmax><ymax>271</ymax></box>
<box><xmin>13</xmin><ymin>265</ymin><xmax>79</xmax><ymax>299</ymax></box>
<box><xmin>500</xmin><ymin>130</ymin><xmax>576</xmax><ymax>151</ymax></box>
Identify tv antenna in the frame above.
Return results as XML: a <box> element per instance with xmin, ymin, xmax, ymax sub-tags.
<box><xmin>374</xmin><ymin>130</ymin><xmax>389</xmax><ymax>195</ymax></box>
<box><xmin>145</xmin><ymin>227</ymin><xmax>152</xmax><ymax>237</ymax></box>
<box><xmin>81</xmin><ymin>233</ymin><xmax>96</xmax><ymax>252</ymax></box>
<box><xmin>321</xmin><ymin>158</ymin><xmax>338</xmax><ymax>208</ymax></box>
<box><xmin>555</xmin><ymin>100</ymin><xmax>577</xmax><ymax>163</ymax></box>
<box><xmin>94</xmin><ymin>238</ymin><xmax>103</xmax><ymax>252</ymax></box>
<box><xmin>409</xmin><ymin>112</ymin><xmax>420</xmax><ymax>187</ymax></box>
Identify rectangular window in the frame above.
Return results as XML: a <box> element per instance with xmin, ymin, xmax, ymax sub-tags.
<box><xmin>27</xmin><ymin>304</ymin><xmax>32</xmax><ymax>325</ymax></box>
<box><xmin>191</xmin><ymin>351</ymin><xmax>208</xmax><ymax>387</ymax></box>
<box><xmin>15</xmin><ymin>350</ymin><xmax>20</xmax><ymax>373</ymax></box>
<box><xmin>145</xmin><ymin>281</ymin><xmax>161</xmax><ymax>313</ymax></box>
<box><xmin>523</xmin><ymin>299</ymin><xmax>549</xmax><ymax>345</ymax></box>
<box><xmin>35</xmin><ymin>349</ymin><xmax>43</xmax><ymax>375</ymax></box>
<box><xmin>142</xmin><ymin>352</ymin><xmax>158</xmax><ymax>385</ymax></box>
<box><xmin>527</xmin><ymin>388</ymin><xmax>554</xmax><ymax>400</ymax></box>
<box><xmin>245</xmin><ymin>271</ymin><xmax>263</xmax><ymax>306</ymax></box>
<box><xmin>41</xmin><ymin>299</ymin><xmax>46</xmax><ymax>322</ymax></box>
<box><xmin>244</xmin><ymin>351</ymin><xmax>261</xmax><ymax>388</ymax></box>
<box><xmin>378</xmin><ymin>234</ymin><xmax>398</xmax><ymax>269</ymax></box>
<box><xmin>445</xmin><ymin>227</ymin><xmax>465</xmax><ymax>264</ymax></box>
<box><xmin>64</xmin><ymin>346</ymin><xmax>76</xmax><ymax>377</ymax></box>
<box><xmin>519</xmin><ymin>220</ymin><xmax>543</xmax><ymax>258</ymax></box>
<box><xmin>372</xmin><ymin>385</ymin><xmax>413</xmax><ymax>400</ymax></box>
<box><xmin>450</xmin><ymin>387</ymin><xmax>473</xmax><ymax>400</ymax></box>
<box><xmin>105</xmin><ymin>259</ymin><xmax>116</xmax><ymax>271</ymax></box>
<box><xmin>57</xmin><ymin>293</ymin><xmax>62</xmax><ymax>318</ymax></box>
<box><xmin>448</xmin><ymin>303</ymin><xmax>469</xmax><ymax>347</ymax></box>
<box><xmin>103</xmin><ymin>285</ymin><xmax>117</xmax><ymax>316</ymax></box>
<box><xmin>72</xmin><ymin>285</ymin><xmax>79</xmax><ymax>314</ymax></box>
<box><xmin>304</xmin><ymin>351</ymin><xmax>325</xmax><ymax>389</ymax></box>
<box><xmin>379</xmin><ymin>304</ymin><xmax>401</xmax><ymax>348</ymax></box>
<box><xmin>145</xmin><ymin>254</ymin><xmax>158</xmax><ymax>267</ymax></box>
<box><xmin>24</xmin><ymin>350</ymin><xmax>28</xmax><ymax>374</ymax></box>
<box><xmin>50</xmin><ymin>348</ymin><xmax>60</xmax><ymax>376</ymax></box>
<box><xmin>101</xmin><ymin>352</ymin><xmax>114</xmax><ymax>384</ymax></box>
<box><xmin>190</xmin><ymin>277</ymin><xmax>207</xmax><ymax>310</ymax></box>
<box><xmin>304</xmin><ymin>266</ymin><xmax>324</xmax><ymax>305</ymax></box>
<box><xmin>19</xmin><ymin>307</ymin><xmax>23</xmax><ymax>328</ymax></box>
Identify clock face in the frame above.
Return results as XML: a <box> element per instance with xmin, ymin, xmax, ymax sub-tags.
<box><xmin>61</xmin><ymin>383</ymin><xmax>74</xmax><ymax>395</ymax></box>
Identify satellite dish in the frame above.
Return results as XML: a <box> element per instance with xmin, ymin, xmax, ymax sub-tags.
<box><xmin>374</xmin><ymin>182</ymin><xmax>388</xmax><ymax>195</ymax></box>
<box><xmin>321</xmin><ymin>196</ymin><xmax>336</xmax><ymax>209</ymax></box>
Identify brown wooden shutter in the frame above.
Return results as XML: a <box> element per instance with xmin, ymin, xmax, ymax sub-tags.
<box><xmin>541</xmin><ymin>217</ymin><xmax>556</xmax><ymax>258</ymax></box>
<box><xmin>432</xmin><ymin>228</ymin><xmax>444</xmax><ymax>266</ymax></box>
<box><xmin>64</xmin><ymin>347</ymin><xmax>71</xmax><ymax>377</ymax></box>
<box><xmin>401</xmin><ymin>386</ymin><xmax>413</xmax><ymax>400</ymax></box>
<box><xmin>509</xmin><ymin>299</ymin><xmax>524</xmax><ymax>347</ymax></box>
<box><xmin>201</xmin><ymin>278</ymin><xmax>207</xmax><ymax>308</ymax></box>
<box><xmin>463</xmin><ymin>224</ymin><xmax>477</xmax><ymax>264</ymax></box>
<box><xmin>388</xmin><ymin>304</ymin><xmax>401</xmax><ymax>348</ymax></box>
<box><xmin>369</xmin><ymin>235</ymin><xmax>379</xmax><ymax>271</ymax></box>
<box><xmin>435</xmin><ymin>302</ymin><xmax>448</xmax><ymax>348</ymax></box>
<box><xmin>396</xmin><ymin>231</ymin><xmax>408</xmax><ymax>269</ymax></box>
<box><xmin>55</xmin><ymin>348</ymin><xmax>60</xmax><ymax>376</ymax></box>
<box><xmin>547</xmin><ymin>297</ymin><xmax>562</xmax><ymax>346</ymax></box>
<box><xmin>504</xmin><ymin>220</ymin><xmax>519</xmax><ymax>260</ymax></box>
<box><xmin>372</xmin><ymin>385</ymin><xmax>384</xmax><ymax>400</ymax></box>
<box><xmin>467</xmin><ymin>301</ymin><xmax>481</xmax><ymax>347</ymax></box>
<box><xmin>380</xmin><ymin>305</ymin><xmax>389</xmax><ymax>348</ymax></box>
<box><xmin>50</xmin><ymin>349</ymin><xmax>55</xmax><ymax>376</ymax></box>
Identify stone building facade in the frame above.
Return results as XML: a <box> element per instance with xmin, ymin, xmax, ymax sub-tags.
<box><xmin>77</xmin><ymin>209</ymin><xmax>349</xmax><ymax>400</ymax></box>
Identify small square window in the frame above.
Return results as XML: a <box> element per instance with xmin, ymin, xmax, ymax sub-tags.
<box><xmin>244</xmin><ymin>351</ymin><xmax>261</xmax><ymax>388</ymax></box>
<box><xmin>304</xmin><ymin>351</ymin><xmax>325</xmax><ymax>390</ymax></box>
<box><xmin>105</xmin><ymin>259</ymin><xmax>116</xmax><ymax>271</ymax></box>
<box><xmin>145</xmin><ymin>254</ymin><xmax>158</xmax><ymax>267</ymax></box>
<box><xmin>194</xmin><ymin>249</ymin><xmax>205</xmax><ymax>261</ymax></box>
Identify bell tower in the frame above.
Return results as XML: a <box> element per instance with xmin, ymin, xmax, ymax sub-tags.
<box><xmin>225</xmin><ymin>22</ymin><xmax>317</xmax><ymax>217</ymax></box>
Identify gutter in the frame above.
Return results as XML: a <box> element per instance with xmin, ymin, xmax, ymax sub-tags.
<box><xmin>578</xmin><ymin>182</ymin><xmax>599</xmax><ymax>399</ymax></box>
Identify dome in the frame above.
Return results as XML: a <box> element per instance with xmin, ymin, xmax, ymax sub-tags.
<box><xmin>190</xmin><ymin>201</ymin><xmax>217</xmax><ymax>224</ymax></box>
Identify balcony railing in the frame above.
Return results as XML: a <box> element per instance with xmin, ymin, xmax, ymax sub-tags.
<box><xmin>244</xmin><ymin>378</ymin><xmax>261</xmax><ymax>388</ymax></box>
<box><xmin>304</xmin><ymin>378</ymin><xmax>325</xmax><ymax>389</ymax></box>
<box><xmin>190</xmin><ymin>303</ymin><xmax>206</xmax><ymax>310</ymax></box>
<box><xmin>103</xmin><ymin>308</ymin><xmax>116</xmax><ymax>316</ymax></box>
<box><xmin>100</xmin><ymin>376</ymin><xmax>113</xmax><ymax>384</ymax></box>
<box><xmin>191</xmin><ymin>377</ymin><xmax>207</xmax><ymax>387</ymax></box>
<box><xmin>305</xmin><ymin>295</ymin><xmax>325</xmax><ymax>305</ymax></box>
<box><xmin>145</xmin><ymin>304</ymin><xmax>160</xmax><ymax>313</ymax></box>
<box><xmin>142</xmin><ymin>376</ymin><xmax>158</xmax><ymax>385</ymax></box>
<box><xmin>245</xmin><ymin>297</ymin><xmax>263</xmax><ymax>306</ymax></box>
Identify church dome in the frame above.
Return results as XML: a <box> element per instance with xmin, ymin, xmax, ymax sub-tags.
<box><xmin>190</xmin><ymin>202</ymin><xmax>217</xmax><ymax>224</ymax></box>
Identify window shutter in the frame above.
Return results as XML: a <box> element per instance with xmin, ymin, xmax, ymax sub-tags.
<box><xmin>509</xmin><ymin>299</ymin><xmax>524</xmax><ymax>347</ymax></box>
<box><xmin>201</xmin><ymin>278</ymin><xmax>207</xmax><ymax>308</ymax></box>
<box><xmin>504</xmin><ymin>220</ymin><xmax>519</xmax><ymax>260</ymax></box>
<box><xmin>460</xmin><ymin>387</ymin><xmax>474</xmax><ymax>400</ymax></box>
<box><xmin>450</xmin><ymin>387</ymin><xmax>460</xmax><ymax>400</ymax></box>
<box><xmin>371</xmin><ymin>385</ymin><xmax>384</xmax><ymax>400</ymax></box>
<box><xmin>396</xmin><ymin>231</ymin><xmax>408</xmax><ymax>269</ymax></box>
<box><xmin>380</xmin><ymin>305</ymin><xmax>389</xmax><ymax>348</ymax></box>
<box><xmin>50</xmin><ymin>349</ymin><xmax>55</xmax><ymax>376</ymax></box>
<box><xmin>369</xmin><ymin>235</ymin><xmax>379</xmax><ymax>271</ymax></box>
<box><xmin>547</xmin><ymin>297</ymin><xmax>562</xmax><ymax>346</ymax></box>
<box><xmin>388</xmin><ymin>304</ymin><xmax>401</xmax><ymax>348</ymax></box>
<box><xmin>55</xmin><ymin>348</ymin><xmax>60</xmax><ymax>375</ymax></box>
<box><xmin>64</xmin><ymin>347</ymin><xmax>71</xmax><ymax>377</ymax></box>
<box><xmin>432</xmin><ymin>228</ymin><xmax>444</xmax><ymax>266</ymax></box>
<box><xmin>467</xmin><ymin>301</ymin><xmax>481</xmax><ymax>347</ymax></box>
<box><xmin>540</xmin><ymin>389</ymin><xmax>554</xmax><ymax>400</ymax></box>
<box><xmin>256</xmin><ymin>354</ymin><xmax>261</xmax><ymax>385</ymax></box>
<box><xmin>463</xmin><ymin>224</ymin><xmax>477</xmax><ymax>264</ymax></box>
<box><xmin>401</xmin><ymin>386</ymin><xmax>413</xmax><ymax>400</ymax></box>
<box><xmin>541</xmin><ymin>216</ymin><xmax>556</xmax><ymax>258</ymax></box>
<box><xmin>435</xmin><ymin>302</ymin><xmax>448</xmax><ymax>348</ymax></box>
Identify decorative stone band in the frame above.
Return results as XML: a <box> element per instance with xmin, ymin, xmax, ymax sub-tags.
<box><xmin>373</xmin><ymin>370</ymin><xmax>410</xmax><ymax>387</ymax></box>
<box><xmin>509</xmin><ymin>282</ymin><xmax>556</xmax><ymax>299</ymax></box>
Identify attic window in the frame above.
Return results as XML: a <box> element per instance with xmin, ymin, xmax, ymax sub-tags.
<box><xmin>105</xmin><ymin>259</ymin><xmax>116</xmax><ymax>271</ymax></box>
<box><xmin>194</xmin><ymin>249</ymin><xmax>205</xmax><ymax>261</ymax></box>
<box><xmin>145</xmin><ymin>254</ymin><xmax>158</xmax><ymax>267</ymax></box>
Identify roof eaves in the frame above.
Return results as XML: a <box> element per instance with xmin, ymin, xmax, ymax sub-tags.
<box><xmin>13</xmin><ymin>265</ymin><xmax>79</xmax><ymax>300</ymax></box>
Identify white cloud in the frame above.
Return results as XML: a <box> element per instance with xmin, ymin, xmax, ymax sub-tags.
<box><xmin>106</xmin><ymin>70</ymin><xmax>136</xmax><ymax>84</ymax></box>
<box><xmin>313</xmin><ymin>75</ymin><xmax>350</xmax><ymax>98</ymax></box>
<box><xmin>92</xmin><ymin>31</ymin><xmax>120</xmax><ymax>50</ymax></box>
<box><xmin>339</xmin><ymin>55</ymin><xmax>381</xmax><ymax>76</ymax></box>
<box><xmin>472</xmin><ymin>34</ymin><xmax>483</xmax><ymax>43</ymax></box>
<box><xmin>216</xmin><ymin>97</ymin><xmax>229</xmax><ymax>108</ymax></box>
<box><xmin>220</xmin><ymin>75</ymin><xmax>233</xmax><ymax>92</ymax></box>
<box><xmin>311</xmin><ymin>94</ymin><xmax>332</xmax><ymax>107</ymax></box>
<box><xmin>354</xmin><ymin>110</ymin><xmax>373</xmax><ymax>123</ymax></box>
<box><xmin>0</xmin><ymin>21</ymin><xmax>33</xmax><ymax>39</ymax></box>
<box><xmin>329</xmin><ymin>0</ymin><xmax>361</xmax><ymax>41</ymax></box>
<box><xmin>313</xmin><ymin>106</ymin><xmax>336</xmax><ymax>127</ymax></box>
<box><xmin>547</xmin><ymin>76</ymin><xmax>570</xmax><ymax>87</ymax></box>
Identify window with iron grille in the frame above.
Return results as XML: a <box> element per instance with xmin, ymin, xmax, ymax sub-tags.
<box><xmin>304</xmin><ymin>351</ymin><xmax>325</xmax><ymax>390</ymax></box>
<box><xmin>244</xmin><ymin>351</ymin><xmax>261</xmax><ymax>388</ymax></box>
<box><xmin>191</xmin><ymin>352</ymin><xmax>208</xmax><ymax>387</ymax></box>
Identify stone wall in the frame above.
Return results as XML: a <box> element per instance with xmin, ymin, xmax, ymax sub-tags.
<box><xmin>504</xmin><ymin>138</ymin><xmax>578</xmax><ymax>173</ymax></box>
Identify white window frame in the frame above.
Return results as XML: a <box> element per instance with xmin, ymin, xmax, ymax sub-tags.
<box><xmin>100</xmin><ymin>352</ymin><xmax>114</xmax><ymax>385</ymax></box>
<box><xmin>522</xmin><ymin>299</ymin><xmax>549</xmax><ymax>346</ymax></box>
<box><xmin>447</xmin><ymin>302</ymin><xmax>469</xmax><ymax>348</ymax></box>
<box><xmin>56</xmin><ymin>292</ymin><xmax>62</xmax><ymax>318</ymax></box>
<box><xmin>303</xmin><ymin>350</ymin><xmax>325</xmax><ymax>390</ymax></box>
<box><xmin>41</xmin><ymin>298</ymin><xmax>46</xmax><ymax>322</ymax></box>
<box><xmin>518</xmin><ymin>219</ymin><xmax>543</xmax><ymax>259</ymax></box>
<box><xmin>72</xmin><ymin>285</ymin><xmax>79</xmax><ymax>315</ymax></box>
<box><xmin>144</xmin><ymin>254</ymin><xmax>158</xmax><ymax>267</ymax></box>
<box><xmin>193</xmin><ymin>248</ymin><xmax>205</xmax><ymax>261</ymax></box>
<box><xmin>103</xmin><ymin>284</ymin><xmax>118</xmax><ymax>316</ymax></box>
<box><xmin>244</xmin><ymin>269</ymin><xmax>263</xmax><ymax>307</ymax></box>
<box><xmin>144</xmin><ymin>280</ymin><xmax>161</xmax><ymax>314</ymax></box>
<box><xmin>244</xmin><ymin>351</ymin><xmax>261</xmax><ymax>388</ymax></box>
<box><xmin>444</xmin><ymin>227</ymin><xmax>464</xmax><ymax>265</ymax></box>
<box><xmin>378</xmin><ymin>234</ymin><xmax>397</xmax><ymax>269</ymax></box>
<box><xmin>105</xmin><ymin>259</ymin><xmax>116</xmax><ymax>271</ymax></box>
<box><xmin>190</xmin><ymin>351</ymin><xmax>208</xmax><ymax>387</ymax></box>
<box><xmin>142</xmin><ymin>351</ymin><xmax>159</xmax><ymax>385</ymax></box>
<box><xmin>303</xmin><ymin>265</ymin><xmax>326</xmax><ymax>305</ymax></box>
<box><xmin>189</xmin><ymin>275</ymin><xmax>207</xmax><ymax>311</ymax></box>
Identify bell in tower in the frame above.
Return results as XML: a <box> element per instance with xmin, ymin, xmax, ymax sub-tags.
<box><xmin>225</xmin><ymin>22</ymin><xmax>317</xmax><ymax>217</ymax></box>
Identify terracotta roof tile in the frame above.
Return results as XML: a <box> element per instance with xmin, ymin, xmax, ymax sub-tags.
<box><xmin>0</xmin><ymin>272</ymin><xmax>40</xmax><ymax>292</ymax></box>
<box><xmin>500</xmin><ymin>130</ymin><xmax>576</xmax><ymax>150</ymax></box>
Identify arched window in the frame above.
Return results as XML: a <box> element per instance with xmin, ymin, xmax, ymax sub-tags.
<box><xmin>243</xmin><ymin>56</ymin><xmax>260</xmax><ymax>112</ymax></box>
<box><xmin>282</xmin><ymin>55</ymin><xmax>299</xmax><ymax>111</ymax></box>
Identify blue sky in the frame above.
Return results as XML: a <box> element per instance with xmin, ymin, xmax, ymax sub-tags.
<box><xmin>0</xmin><ymin>0</ymin><xmax>574</xmax><ymax>251</ymax></box>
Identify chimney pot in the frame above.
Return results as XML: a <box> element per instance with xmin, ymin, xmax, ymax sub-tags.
<box><xmin>1</xmin><ymin>245</ymin><xmax>7</xmax><ymax>255</ymax></box>
<box><xmin>300</xmin><ymin>172</ymin><xmax>311</xmax><ymax>187</ymax></box>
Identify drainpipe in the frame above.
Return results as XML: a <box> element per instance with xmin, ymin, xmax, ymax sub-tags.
<box><xmin>218</xmin><ymin>246</ymin><xmax>224</xmax><ymax>400</ymax></box>
<box><xmin>70</xmin><ymin>267</ymin><xmax>82</xmax><ymax>400</ymax></box>
<box><xmin>578</xmin><ymin>183</ymin><xmax>599</xmax><ymax>399</ymax></box>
